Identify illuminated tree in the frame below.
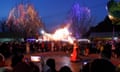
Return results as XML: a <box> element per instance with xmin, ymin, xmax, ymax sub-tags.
<box><xmin>68</xmin><ymin>2</ymin><xmax>94</xmax><ymax>38</ymax></box>
<box><xmin>107</xmin><ymin>0</ymin><xmax>120</xmax><ymax>24</ymax></box>
<box><xmin>6</xmin><ymin>3</ymin><xmax>44</xmax><ymax>38</ymax></box>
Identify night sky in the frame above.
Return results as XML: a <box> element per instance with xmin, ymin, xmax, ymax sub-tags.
<box><xmin>0</xmin><ymin>0</ymin><xmax>108</xmax><ymax>31</ymax></box>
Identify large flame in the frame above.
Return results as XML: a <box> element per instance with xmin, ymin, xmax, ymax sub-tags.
<box><xmin>52</xmin><ymin>27</ymin><xmax>70</xmax><ymax>40</ymax></box>
<box><xmin>42</xmin><ymin>25</ymin><xmax>75</xmax><ymax>44</ymax></box>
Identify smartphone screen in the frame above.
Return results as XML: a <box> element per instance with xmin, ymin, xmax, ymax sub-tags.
<box><xmin>83</xmin><ymin>62</ymin><xmax>88</xmax><ymax>65</ymax></box>
<box><xmin>31</xmin><ymin>56</ymin><xmax>41</xmax><ymax>62</ymax></box>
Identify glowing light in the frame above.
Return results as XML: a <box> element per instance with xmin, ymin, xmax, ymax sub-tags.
<box><xmin>113</xmin><ymin>37</ymin><xmax>118</xmax><ymax>40</ymax></box>
<box><xmin>31</xmin><ymin>56</ymin><xmax>41</xmax><ymax>62</ymax></box>
<box><xmin>41</xmin><ymin>25</ymin><xmax>75</xmax><ymax>44</ymax></box>
<box><xmin>77</xmin><ymin>39</ymin><xmax>90</xmax><ymax>43</ymax></box>
<box><xmin>41</xmin><ymin>30</ymin><xmax>45</xmax><ymax>34</ymax></box>
<box><xmin>52</xmin><ymin>27</ymin><xmax>70</xmax><ymax>40</ymax></box>
<box><xmin>108</xmin><ymin>14</ymin><xmax>114</xmax><ymax>20</ymax></box>
<box><xmin>68</xmin><ymin>36</ymin><xmax>75</xmax><ymax>44</ymax></box>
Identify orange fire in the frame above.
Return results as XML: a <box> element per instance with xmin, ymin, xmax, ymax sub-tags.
<box><xmin>42</xmin><ymin>25</ymin><xmax>75</xmax><ymax>44</ymax></box>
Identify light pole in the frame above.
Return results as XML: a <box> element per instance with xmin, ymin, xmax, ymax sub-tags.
<box><xmin>108</xmin><ymin>14</ymin><xmax>115</xmax><ymax>39</ymax></box>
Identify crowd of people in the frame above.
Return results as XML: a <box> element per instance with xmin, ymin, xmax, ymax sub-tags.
<box><xmin>0</xmin><ymin>41</ymin><xmax>73</xmax><ymax>58</ymax></box>
<box><xmin>0</xmin><ymin>52</ymin><xmax>120</xmax><ymax>72</ymax></box>
<box><xmin>0</xmin><ymin>53</ymin><xmax>73</xmax><ymax>72</ymax></box>
<box><xmin>0</xmin><ymin>39</ymin><xmax>120</xmax><ymax>72</ymax></box>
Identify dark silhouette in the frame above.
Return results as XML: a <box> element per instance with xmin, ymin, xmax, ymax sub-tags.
<box><xmin>46</xmin><ymin>58</ymin><xmax>57</xmax><ymax>72</ymax></box>
<box><xmin>12</xmin><ymin>62</ymin><xmax>31</xmax><ymax>72</ymax></box>
<box><xmin>29</xmin><ymin>62</ymin><xmax>40</xmax><ymax>72</ymax></box>
<box><xmin>81</xmin><ymin>58</ymin><xmax>116</xmax><ymax>72</ymax></box>
<box><xmin>11</xmin><ymin>54</ymin><xmax>24</xmax><ymax>67</ymax></box>
<box><xmin>115</xmin><ymin>42</ymin><xmax>120</xmax><ymax>58</ymax></box>
<box><xmin>59</xmin><ymin>66</ymin><xmax>72</xmax><ymax>72</ymax></box>
<box><xmin>101</xmin><ymin>43</ymin><xmax>112</xmax><ymax>59</ymax></box>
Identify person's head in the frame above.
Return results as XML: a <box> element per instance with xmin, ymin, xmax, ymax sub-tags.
<box><xmin>11</xmin><ymin>54</ymin><xmax>24</xmax><ymax>67</ymax></box>
<box><xmin>59</xmin><ymin>66</ymin><xmax>72</xmax><ymax>72</ymax></box>
<box><xmin>46</xmin><ymin>58</ymin><xmax>55</xmax><ymax>69</ymax></box>
<box><xmin>29</xmin><ymin>62</ymin><xmax>40</xmax><ymax>72</ymax></box>
<box><xmin>82</xmin><ymin>58</ymin><xmax>116</xmax><ymax>72</ymax></box>
<box><xmin>13</xmin><ymin>62</ymin><xmax>31</xmax><ymax>72</ymax></box>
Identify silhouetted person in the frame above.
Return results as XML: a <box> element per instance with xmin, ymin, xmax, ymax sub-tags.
<box><xmin>46</xmin><ymin>58</ymin><xmax>57</xmax><ymax>72</ymax></box>
<box><xmin>81</xmin><ymin>58</ymin><xmax>116</xmax><ymax>72</ymax></box>
<box><xmin>11</xmin><ymin>54</ymin><xmax>24</xmax><ymax>68</ymax></box>
<box><xmin>29</xmin><ymin>62</ymin><xmax>40</xmax><ymax>72</ymax></box>
<box><xmin>101</xmin><ymin>43</ymin><xmax>112</xmax><ymax>59</ymax></box>
<box><xmin>12</xmin><ymin>62</ymin><xmax>31</xmax><ymax>72</ymax></box>
<box><xmin>59</xmin><ymin>66</ymin><xmax>72</xmax><ymax>72</ymax></box>
<box><xmin>115</xmin><ymin>42</ymin><xmax>120</xmax><ymax>58</ymax></box>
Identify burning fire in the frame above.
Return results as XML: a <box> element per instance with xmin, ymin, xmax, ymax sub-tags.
<box><xmin>52</xmin><ymin>27</ymin><xmax>70</xmax><ymax>40</ymax></box>
<box><xmin>42</xmin><ymin>25</ymin><xmax>75</xmax><ymax>44</ymax></box>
